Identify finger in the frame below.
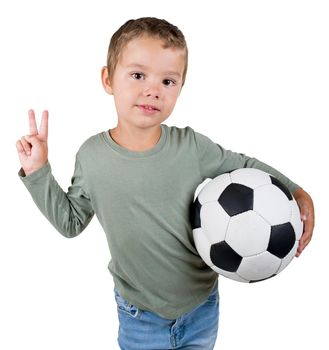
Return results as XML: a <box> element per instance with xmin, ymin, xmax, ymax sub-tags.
<box><xmin>303</xmin><ymin>216</ymin><xmax>314</xmax><ymax>238</ymax></box>
<box><xmin>302</xmin><ymin>210</ymin><xmax>314</xmax><ymax>243</ymax></box>
<box><xmin>296</xmin><ymin>235</ymin><xmax>309</xmax><ymax>257</ymax></box>
<box><xmin>296</xmin><ymin>231</ymin><xmax>308</xmax><ymax>257</ymax></box>
<box><xmin>16</xmin><ymin>140</ymin><xmax>27</xmax><ymax>155</ymax></box>
<box><xmin>296</xmin><ymin>243</ymin><xmax>302</xmax><ymax>257</ymax></box>
<box><xmin>295</xmin><ymin>216</ymin><xmax>314</xmax><ymax>257</ymax></box>
<box><xmin>28</xmin><ymin>109</ymin><xmax>38</xmax><ymax>135</ymax></box>
<box><xmin>300</xmin><ymin>210</ymin><xmax>308</xmax><ymax>222</ymax></box>
<box><xmin>39</xmin><ymin>110</ymin><xmax>48</xmax><ymax>140</ymax></box>
<box><xmin>21</xmin><ymin>136</ymin><xmax>32</xmax><ymax>156</ymax></box>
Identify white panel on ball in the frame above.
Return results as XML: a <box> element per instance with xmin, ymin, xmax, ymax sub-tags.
<box><xmin>226</xmin><ymin>211</ymin><xmax>271</xmax><ymax>257</ymax></box>
<box><xmin>237</xmin><ymin>251</ymin><xmax>281</xmax><ymax>281</ymax></box>
<box><xmin>198</xmin><ymin>173</ymin><xmax>231</xmax><ymax>204</ymax></box>
<box><xmin>200</xmin><ymin>202</ymin><xmax>230</xmax><ymax>244</ymax></box>
<box><xmin>254</xmin><ymin>184</ymin><xmax>291</xmax><ymax>225</ymax></box>
<box><xmin>230</xmin><ymin>168</ymin><xmax>272</xmax><ymax>189</ymax></box>
<box><xmin>192</xmin><ymin>228</ymin><xmax>213</xmax><ymax>267</ymax></box>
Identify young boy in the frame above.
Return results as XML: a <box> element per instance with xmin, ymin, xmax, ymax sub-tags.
<box><xmin>16</xmin><ymin>17</ymin><xmax>314</xmax><ymax>350</ymax></box>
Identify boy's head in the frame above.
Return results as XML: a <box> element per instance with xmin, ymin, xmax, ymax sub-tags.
<box><xmin>106</xmin><ymin>17</ymin><xmax>188</xmax><ymax>86</ymax></box>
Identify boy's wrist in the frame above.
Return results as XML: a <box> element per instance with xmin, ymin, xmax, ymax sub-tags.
<box><xmin>22</xmin><ymin>161</ymin><xmax>48</xmax><ymax>177</ymax></box>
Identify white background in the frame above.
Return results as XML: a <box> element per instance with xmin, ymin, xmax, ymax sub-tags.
<box><xmin>1</xmin><ymin>0</ymin><xmax>328</xmax><ymax>349</ymax></box>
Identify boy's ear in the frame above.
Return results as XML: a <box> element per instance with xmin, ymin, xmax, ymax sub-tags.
<box><xmin>101</xmin><ymin>66</ymin><xmax>114</xmax><ymax>95</ymax></box>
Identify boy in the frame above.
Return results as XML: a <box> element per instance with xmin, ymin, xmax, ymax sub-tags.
<box><xmin>16</xmin><ymin>17</ymin><xmax>314</xmax><ymax>350</ymax></box>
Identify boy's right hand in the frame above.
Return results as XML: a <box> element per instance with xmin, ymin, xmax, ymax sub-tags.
<box><xmin>16</xmin><ymin>110</ymin><xmax>49</xmax><ymax>176</ymax></box>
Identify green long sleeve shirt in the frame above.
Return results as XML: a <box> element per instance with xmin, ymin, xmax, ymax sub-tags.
<box><xmin>19</xmin><ymin>125</ymin><xmax>299</xmax><ymax>319</ymax></box>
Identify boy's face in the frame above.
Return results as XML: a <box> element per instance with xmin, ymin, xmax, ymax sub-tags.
<box><xmin>102</xmin><ymin>36</ymin><xmax>185</xmax><ymax>131</ymax></box>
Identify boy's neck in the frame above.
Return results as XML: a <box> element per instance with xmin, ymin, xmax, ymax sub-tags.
<box><xmin>109</xmin><ymin>124</ymin><xmax>162</xmax><ymax>152</ymax></box>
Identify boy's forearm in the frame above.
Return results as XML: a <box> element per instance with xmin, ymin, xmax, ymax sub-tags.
<box><xmin>19</xmin><ymin>162</ymin><xmax>94</xmax><ymax>238</ymax></box>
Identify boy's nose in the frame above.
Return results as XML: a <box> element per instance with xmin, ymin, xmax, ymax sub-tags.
<box><xmin>143</xmin><ymin>84</ymin><xmax>160</xmax><ymax>99</ymax></box>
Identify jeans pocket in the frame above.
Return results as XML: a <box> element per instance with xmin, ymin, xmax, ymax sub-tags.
<box><xmin>114</xmin><ymin>288</ymin><xmax>141</xmax><ymax>319</ymax></box>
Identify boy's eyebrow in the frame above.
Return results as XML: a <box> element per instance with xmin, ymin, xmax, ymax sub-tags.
<box><xmin>126</xmin><ymin>63</ymin><xmax>182</xmax><ymax>78</ymax></box>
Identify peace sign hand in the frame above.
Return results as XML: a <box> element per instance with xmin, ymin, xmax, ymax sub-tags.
<box><xmin>16</xmin><ymin>110</ymin><xmax>49</xmax><ymax>176</ymax></box>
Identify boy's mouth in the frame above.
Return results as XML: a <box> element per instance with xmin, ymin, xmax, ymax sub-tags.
<box><xmin>137</xmin><ymin>104</ymin><xmax>160</xmax><ymax>112</ymax></box>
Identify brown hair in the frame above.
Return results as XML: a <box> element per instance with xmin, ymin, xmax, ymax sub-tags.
<box><xmin>106</xmin><ymin>17</ymin><xmax>188</xmax><ymax>85</ymax></box>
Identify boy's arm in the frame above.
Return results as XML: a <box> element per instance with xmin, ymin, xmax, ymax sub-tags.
<box><xmin>18</xmin><ymin>160</ymin><xmax>94</xmax><ymax>238</ymax></box>
<box><xmin>196</xmin><ymin>132</ymin><xmax>299</xmax><ymax>193</ymax></box>
<box><xmin>16</xmin><ymin>110</ymin><xmax>94</xmax><ymax>237</ymax></box>
<box><xmin>194</xmin><ymin>131</ymin><xmax>315</xmax><ymax>256</ymax></box>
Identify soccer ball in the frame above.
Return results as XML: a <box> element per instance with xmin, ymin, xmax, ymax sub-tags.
<box><xmin>190</xmin><ymin>168</ymin><xmax>303</xmax><ymax>283</ymax></box>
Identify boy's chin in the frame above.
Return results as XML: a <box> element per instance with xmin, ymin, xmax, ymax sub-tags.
<box><xmin>133</xmin><ymin>115</ymin><xmax>169</xmax><ymax>129</ymax></box>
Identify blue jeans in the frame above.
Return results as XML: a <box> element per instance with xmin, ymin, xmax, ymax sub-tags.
<box><xmin>114</xmin><ymin>284</ymin><xmax>219</xmax><ymax>350</ymax></box>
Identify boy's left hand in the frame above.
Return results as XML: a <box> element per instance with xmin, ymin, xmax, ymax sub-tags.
<box><xmin>293</xmin><ymin>188</ymin><xmax>315</xmax><ymax>257</ymax></box>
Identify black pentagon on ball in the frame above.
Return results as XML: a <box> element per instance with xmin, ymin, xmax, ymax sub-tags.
<box><xmin>190</xmin><ymin>197</ymin><xmax>202</xmax><ymax>229</ymax></box>
<box><xmin>268</xmin><ymin>222</ymin><xmax>296</xmax><ymax>259</ymax></box>
<box><xmin>218</xmin><ymin>183</ymin><xmax>254</xmax><ymax>216</ymax></box>
<box><xmin>210</xmin><ymin>241</ymin><xmax>243</xmax><ymax>272</ymax></box>
<box><xmin>270</xmin><ymin>176</ymin><xmax>293</xmax><ymax>200</ymax></box>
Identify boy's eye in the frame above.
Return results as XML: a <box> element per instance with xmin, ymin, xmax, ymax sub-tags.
<box><xmin>162</xmin><ymin>79</ymin><xmax>176</xmax><ymax>87</ymax></box>
<box><xmin>131</xmin><ymin>72</ymin><xmax>144</xmax><ymax>80</ymax></box>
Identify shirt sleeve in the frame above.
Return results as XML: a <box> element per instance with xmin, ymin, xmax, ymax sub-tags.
<box><xmin>194</xmin><ymin>130</ymin><xmax>300</xmax><ymax>194</ymax></box>
<box><xmin>18</xmin><ymin>156</ymin><xmax>95</xmax><ymax>238</ymax></box>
